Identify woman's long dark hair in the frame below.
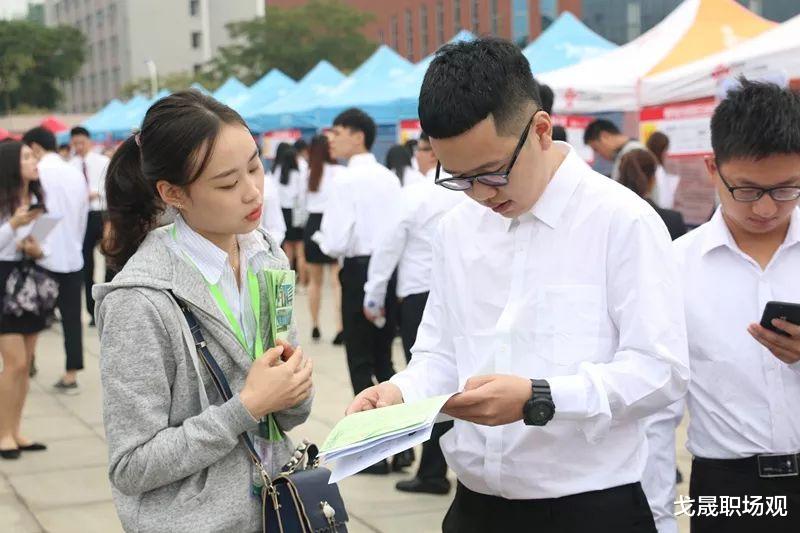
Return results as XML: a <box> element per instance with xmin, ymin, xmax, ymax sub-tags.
<box><xmin>646</xmin><ymin>131</ymin><xmax>670</xmax><ymax>166</ymax></box>
<box><xmin>385</xmin><ymin>144</ymin><xmax>412</xmax><ymax>185</ymax></box>
<box><xmin>277</xmin><ymin>146</ymin><xmax>298</xmax><ymax>186</ymax></box>
<box><xmin>271</xmin><ymin>142</ymin><xmax>291</xmax><ymax>174</ymax></box>
<box><xmin>0</xmin><ymin>141</ymin><xmax>45</xmax><ymax>218</ymax></box>
<box><xmin>102</xmin><ymin>90</ymin><xmax>247</xmax><ymax>269</ymax></box>
<box><xmin>308</xmin><ymin>135</ymin><xmax>334</xmax><ymax>193</ymax></box>
<box><xmin>619</xmin><ymin>148</ymin><xmax>658</xmax><ymax>199</ymax></box>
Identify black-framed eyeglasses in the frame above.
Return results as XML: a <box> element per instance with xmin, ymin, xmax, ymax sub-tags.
<box><xmin>717</xmin><ymin>163</ymin><xmax>800</xmax><ymax>202</ymax></box>
<box><xmin>434</xmin><ymin>112</ymin><xmax>537</xmax><ymax>191</ymax></box>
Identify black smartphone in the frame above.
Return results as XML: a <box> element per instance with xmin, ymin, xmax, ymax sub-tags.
<box><xmin>28</xmin><ymin>204</ymin><xmax>45</xmax><ymax>212</ymax></box>
<box><xmin>760</xmin><ymin>301</ymin><xmax>800</xmax><ymax>337</ymax></box>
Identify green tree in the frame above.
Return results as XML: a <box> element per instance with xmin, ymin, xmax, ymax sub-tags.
<box><xmin>118</xmin><ymin>70</ymin><xmax>220</xmax><ymax>99</ymax></box>
<box><xmin>208</xmin><ymin>0</ymin><xmax>377</xmax><ymax>83</ymax></box>
<box><xmin>0</xmin><ymin>20</ymin><xmax>85</xmax><ymax>112</ymax></box>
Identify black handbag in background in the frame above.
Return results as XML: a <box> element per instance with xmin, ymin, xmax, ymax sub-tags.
<box><xmin>170</xmin><ymin>292</ymin><xmax>349</xmax><ymax>533</ymax></box>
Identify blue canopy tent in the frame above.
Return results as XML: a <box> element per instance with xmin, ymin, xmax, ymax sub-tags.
<box><xmin>294</xmin><ymin>45</ymin><xmax>414</xmax><ymax>128</ymax></box>
<box><xmin>89</xmin><ymin>94</ymin><xmax>147</xmax><ymax>138</ymax></box>
<box><xmin>246</xmin><ymin>60</ymin><xmax>346</xmax><ymax>132</ymax></box>
<box><xmin>81</xmin><ymin>98</ymin><xmax>125</xmax><ymax>140</ymax></box>
<box><xmin>522</xmin><ymin>12</ymin><xmax>617</xmax><ymax>74</ymax></box>
<box><xmin>212</xmin><ymin>77</ymin><xmax>249</xmax><ymax>107</ymax></box>
<box><xmin>234</xmin><ymin>69</ymin><xmax>296</xmax><ymax>116</ymax></box>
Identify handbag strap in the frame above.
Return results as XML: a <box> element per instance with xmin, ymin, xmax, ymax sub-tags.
<box><xmin>167</xmin><ymin>290</ymin><xmax>271</xmax><ymax>485</ymax></box>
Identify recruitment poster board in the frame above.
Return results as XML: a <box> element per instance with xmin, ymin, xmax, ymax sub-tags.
<box><xmin>262</xmin><ymin>129</ymin><xmax>302</xmax><ymax>159</ymax></box>
<box><xmin>639</xmin><ymin>97</ymin><xmax>718</xmax><ymax>226</ymax></box>
<box><xmin>398</xmin><ymin>119</ymin><xmax>422</xmax><ymax>144</ymax></box>
<box><xmin>551</xmin><ymin>114</ymin><xmax>595</xmax><ymax>163</ymax></box>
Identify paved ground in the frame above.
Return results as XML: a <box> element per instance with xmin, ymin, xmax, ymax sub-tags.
<box><xmin>0</xmin><ymin>278</ymin><xmax>692</xmax><ymax>532</ymax></box>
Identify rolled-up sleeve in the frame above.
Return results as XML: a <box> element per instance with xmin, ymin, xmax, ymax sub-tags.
<box><xmin>318</xmin><ymin>178</ymin><xmax>354</xmax><ymax>258</ymax></box>
<box><xmin>548</xmin><ymin>208</ymin><xmax>690</xmax><ymax>442</ymax></box>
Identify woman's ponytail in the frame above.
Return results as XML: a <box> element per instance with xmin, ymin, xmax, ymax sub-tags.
<box><xmin>618</xmin><ymin>148</ymin><xmax>657</xmax><ymax>199</ymax></box>
<box><xmin>102</xmin><ymin>136</ymin><xmax>161</xmax><ymax>270</ymax></box>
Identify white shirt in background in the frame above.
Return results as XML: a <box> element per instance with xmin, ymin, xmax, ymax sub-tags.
<box><xmin>37</xmin><ymin>152</ymin><xmax>89</xmax><ymax>273</ymax></box>
<box><xmin>305</xmin><ymin>163</ymin><xmax>343</xmax><ymax>214</ymax></box>
<box><xmin>675</xmin><ymin>207</ymin><xmax>800</xmax><ymax>460</ymax></box>
<box><xmin>70</xmin><ymin>150</ymin><xmax>110</xmax><ymax>211</ymax></box>
<box><xmin>318</xmin><ymin>153</ymin><xmax>402</xmax><ymax>259</ymax></box>
<box><xmin>401</xmin><ymin>166</ymin><xmax>427</xmax><ymax>188</ymax></box>
<box><xmin>274</xmin><ymin>166</ymin><xmax>307</xmax><ymax>211</ymax></box>
<box><xmin>390</xmin><ymin>142</ymin><xmax>689</xmax><ymax>500</ymax></box>
<box><xmin>364</xmin><ymin>168</ymin><xmax>463</xmax><ymax>306</ymax></box>
<box><xmin>651</xmin><ymin>165</ymin><xmax>680</xmax><ymax>209</ymax></box>
<box><xmin>261</xmin><ymin>175</ymin><xmax>286</xmax><ymax>244</ymax></box>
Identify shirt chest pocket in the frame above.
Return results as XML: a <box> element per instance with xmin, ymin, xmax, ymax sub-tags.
<box><xmin>528</xmin><ymin>284</ymin><xmax>605</xmax><ymax>369</ymax></box>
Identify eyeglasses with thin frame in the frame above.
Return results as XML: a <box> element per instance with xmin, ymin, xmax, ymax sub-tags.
<box><xmin>434</xmin><ymin>112</ymin><xmax>537</xmax><ymax>191</ymax></box>
<box><xmin>717</xmin><ymin>162</ymin><xmax>800</xmax><ymax>202</ymax></box>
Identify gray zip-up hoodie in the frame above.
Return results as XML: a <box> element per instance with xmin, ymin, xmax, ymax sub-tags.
<box><xmin>94</xmin><ymin>226</ymin><xmax>312</xmax><ymax>532</ymax></box>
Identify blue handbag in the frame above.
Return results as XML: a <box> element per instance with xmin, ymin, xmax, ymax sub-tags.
<box><xmin>171</xmin><ymin>292</ymin><xmax>349</xmax><ymax>533</ymax></box>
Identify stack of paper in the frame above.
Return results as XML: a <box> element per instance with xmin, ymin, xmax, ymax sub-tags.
<box><xmin>320</xmin><ymin>394</ymin><xmax>454</xmax><ymax>483</ymax></box>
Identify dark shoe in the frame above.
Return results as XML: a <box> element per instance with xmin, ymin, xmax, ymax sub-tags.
<box><xmin>89</xmin><ymin>316</ymin><xmax>96</xmax><ymax>327</ymax></box>
<box><xmin>0</xmin><ymin>448</ymin><xmax>21</xmax><ymax>460</ymax></box>
<box><xmin>18</xmin><ymin>442</ymin><xmax>47</xmax><ymax>452</ymax></box>
<box><xmin>396</xmin><ymin>477</ymin><xmax>451</xmax><ymax>495</ymax></box>
<box><xmin>676</xmin><ymin>468</ymin><xmax>683</xmax><ymax>484</ymax></box>
<box><xmin>391</xmin><ymin>448</ymin><xmax>415</xmax><ymax>471</ymax></box>
<box><xmin>332</xmin><ymin>331</ymin><xmax>344</xmax><ymax>346</ymax></box>
<box><xmin>53</xmin><ymin>379</ymin><xmax>80</xmax><ymax>395</ymax></box>
<box><xmin>356</xmin><ymin>459</ymin><xmax>390</xmax><ymax>475</ymax></box>
<box><xmin>29</xmin><ymin>356</ymin><xmax>37</xmax><ymax>378</ymax></box>
<box><xmin>312</xmin><ymin>327</ymin><xmax>321</xmax><ymax>341</ymax></box>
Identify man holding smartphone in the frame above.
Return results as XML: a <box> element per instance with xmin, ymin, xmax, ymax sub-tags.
<box><xmin>674</xmin><ymin>79</ymin><xmax>800</xmax><ymax>532</ymax></box>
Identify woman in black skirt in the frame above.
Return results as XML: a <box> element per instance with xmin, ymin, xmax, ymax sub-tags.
<box><xmin>274</xmin><ymin>146</ymin><xmax>308</xmax><ymax>284</ymax></box>
<box><xmin>304</xmin><ymin>135</ymin><xmax>344</xmax><ymax>343</ymax></box>
<box><xmin>0</xmin><ymin>141</ymin><xmax>49</xmax><ymax>459</ymax></box>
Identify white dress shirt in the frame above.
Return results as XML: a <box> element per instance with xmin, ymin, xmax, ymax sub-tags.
<box><xmin>305</xmin><ymin>163</ymin><xmax>342</xmax><ymax>214</ymax></box>
<box><xmin>261</xmin><ymin>175</ymin><xmax>286</xmax><ymax>245</ymax></box>
<box><xmin>675</xmin><ymin>207</ymin><xmax>800</xmax><ymax>459</ymax></box>
<box><xmin>274</xmin><ymin>166</ymin><xmax>306</xmax><ymax>211</ymax></box>
<box><xmin>0</xmin><ymin>215</ymin><xmax>30</xmax><ymax>261</ymax></box>
<box><xmin>318</xmin><ymin>153</ymin><xmax>402</xmax><ymax>259</ymax></box>
<box><xmin>70</xmin><ymin>150</ymin><xmax>110</xmax><ymax>211</ymax></box>
<box><xmin>364</xmin><ymin>169</ymin><xmax>463</xmax><ymax>306</ymax></box>
<box><xmin>37</xmin><ymin>153</ymin><xmax>89</xmax><ymax>273</ymax></box>
<box><xmin>401</xmin><ymin>166</ymin><xmax>427</xmax><ymax>188</ymax></box>
<box><xmin>169</xmin><ymin>215</ymin><xmax>271</xmax><ymax>352</ymax></box>
<box><xmin>651</xmin><ymin>165</ymin><xmax>680</xmax><ymax>210</ymax></box>
<box><xmin>390</xmin><ymin>143</ymin><xmax>690</xmax><ymax>499</ymax></box>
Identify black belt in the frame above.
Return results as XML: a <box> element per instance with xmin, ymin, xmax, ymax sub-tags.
<box><xmin>695</xmin><ymin>453</ymin><xmax>800</xmax><ymax>478</ymax></box>
<box><xmin>343</xmin><ymin>256</ymin><xmax>370</xmax><ymax>268</ymax></box>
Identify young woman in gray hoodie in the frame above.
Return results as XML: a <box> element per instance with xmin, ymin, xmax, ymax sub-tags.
<box><xmin>95</xmin><ymin>91</ymin><xmax>313</xmax><ymax>532</ymax></box>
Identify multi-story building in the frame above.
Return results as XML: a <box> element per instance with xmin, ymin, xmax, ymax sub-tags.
<box><xmin>44</xmin><ymin>0</ymin><xmax>265</xmax><ymax>113</ymax></box>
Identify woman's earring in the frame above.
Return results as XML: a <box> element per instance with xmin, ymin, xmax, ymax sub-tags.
<box><xmin>174</xmin><ymin>204</ymin><xmax>183</xmax><ymax>210</ymax></box>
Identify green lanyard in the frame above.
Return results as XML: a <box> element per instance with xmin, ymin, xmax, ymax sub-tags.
<box><xmin>172</xmin><ymin>225</ymin><xmax>283</xmax><ymax>442</ymax></box>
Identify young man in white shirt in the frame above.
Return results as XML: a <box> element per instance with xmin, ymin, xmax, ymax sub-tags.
<box><xmin>346</xmin><ymin>38</ymin><xmax>688</xmax><ymax>532</ymax></box>
<box><xmin>22</xmin><ymin>127</ymin><xmax>89</xmax><ymax>394</ymax></box>
<box><xmin>69</xmin><ymin>126</ymin><xmax>110</xmax><ymax>326</ymax></box>
<box><xmin>364</xmin><ymin>132</ymin><xmax>463</xmax><ymax>494</ymax></box>
<box><xmin>317</xmin><ymin>108</ymin><xmax>404</xmax><ymax>472</ymax></box>
<box><xmin>583</xmin><ymin>119</ymin><xmax>646</xmax><ymax>181</ymax></box>
<box><xmin>674</xmin><ymin>79</ymin><xmax>800</xmax><ymax>533</ymax></box>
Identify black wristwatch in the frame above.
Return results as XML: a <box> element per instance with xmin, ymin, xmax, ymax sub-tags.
<box><xmin>522</xmin><ymin>379</ymin><xmax>555</xmax><ymax>426</ymax></box>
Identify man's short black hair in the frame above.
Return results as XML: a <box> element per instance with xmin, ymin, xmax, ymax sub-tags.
<box><xmin>58</xmin><ymin>143</ymin><xmax>70</xmax><ymax>151</ymax></box>
<box><xmin>538</xmin><ymin>83</ymin><xmax>554</xmax><ymax>115</ymax></box>
<box><xmin>332</xmin><ymin>108</ymin><xmax>376</xmax><ymax>150</ymax></box>
<box><xmin>711</xmin><ymin>78</ymin><xmax>800</xmax><ymax>165</ymax></box>
<box><xmin>70</xmin><ymin>126</ymin><xmax>90</xmax><ymax>138</ymax></box>
<box><xmin>419</xmin><ymin>37</ymin><xmax>541</xmax><ymax>139</ymax></box>
<box><xmin>583</xmin><ymin>119</ymin><xmax>620</xmax><ymax>144</ymax></box>
<box><xmin>22</xmin><ymin>127</ymin><xmax>57</xmax><ymax>152</ymax></box>
<box><xmin>551</xmin><ymin>125</ymin><xmax>567</xmax><ymax>142</ymax></box>
<box><xmin>419</xmin><ymin>132</ymin><xmax>429</xmax><ymax>143</ymax></box>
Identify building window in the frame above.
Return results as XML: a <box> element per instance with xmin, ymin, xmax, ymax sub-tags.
<box><xmin>471</xmin><ymin>0</ymin><xmax>479</xmax><ymax>33</ymax></box>
<box><xmin>112</xmin><ymin>67</ymin><xmax>120</xmax><ymax>92</ymax></box>
<box><xmin>191</xmin><ymin>31</ymin><xmax>202</xmax><ymax>49</ymax></box>
<box><xmin>405</xmin><ymin>9</ymin><xmax>413</xmax><ymax>60</ymax></box>
<box><xmin>86</xmin><ymin>14</ymin><xmax>92</xmax><ymax>29</ymax></box>
<box><xmin>626</xmin><ymin>1</ymin><xmax>641</xmax><ymax>41</ymax></box>
<box><xmin>193</xmin><ymin>63</ymin><xmax>203</xmax><ymax>75</ymax></box>
<box><xmin>490</xmin><ymin>0</ymin><xmax>499</xmax><ymax>35</ymax></box>
<box><xmin>541</xmin><ymin>0</ymin><xmax>557</xmax><ymax>32</ymax></box>
<box><xmin>378</xmin><ymin>29</ymin><xmax>385</xmax><ymax>43</ymax></box>
<box><xmin>512</xmin><ymin>0</ymin><xmax>529</xmax><ymax>46</ymax></box>
<box><xmin>190</xmin><ymin>0</ymin><xmax>200</xmax><ymax>16</ymax></box>
<box><xmin>391</xmin><ymin>15</ymin><xmax>399</xmax><ymax>49</ymax></box>
<box><xmin>436</xmin><ymin>0</ymin><xmax>444</xmax><ymax>45</ymax></box>
<box><xmin>420</xmin><ymin>5</ymin><xmax>429</xmax><ymax>56</ymax></box>
<box><xmin>97</xmin><ymin>8</ymin><xmax>103</xmax><ymax>28</ymax></box>
<box><xmin>55</xmin><ymin>3</ymin><xmax>61</xmax><ymax>21</ymax></box>
<box><xmin>453</xmin><ymin>0</ymin><xmax>461</xmax><ymax>32</ymax></box>
<box><xmin>108</xmin><ymin>2</ymin><xmax>116</xmax><ymax>24</ymax></box>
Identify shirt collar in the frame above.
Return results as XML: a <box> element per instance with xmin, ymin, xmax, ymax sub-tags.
<box><xmin>38</xmin><ymin>152</ymin><xmax>63</xmax><ymax>168</ymax></box>
<box><xmin>174</xmin><ymin>215</ymin><xmax>266</xmax><ymax>285</ymax></box>
<box><xmin>348</xmin><ymin>152</ymin><xmax>377</xmax><ymax>167</ymax></box>
<box><xmin>501</xmin><ymin>142</ymin><xmax>584</xmax><ymax>231</ymax></box>
<box><xmin>701</xmin><ymin>206</ymin><xmax>800</xmax><ymax>256</ymax></box>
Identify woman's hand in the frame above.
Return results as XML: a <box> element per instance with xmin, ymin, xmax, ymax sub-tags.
<box><xmin>18</xmin><ymin>236</ymin><xmax>44</xmax><ymax>259</ymax></box>
<box><xmin>240</xmin><ymin>345</ymin><xmax>313</xmax><ymax>419</ymax></box>
<box><xmin>9</xmin><ymin>206</ymin><xmax>40</xmax><ymax>230</ymax></box>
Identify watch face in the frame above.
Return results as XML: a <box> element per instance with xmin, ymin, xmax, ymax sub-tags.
<box><xmin>525</xmin><ymin>398</ymin><xmax>555</xmax><ymax>425</ymax></box>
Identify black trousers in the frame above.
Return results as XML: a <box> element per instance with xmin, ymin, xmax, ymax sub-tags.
<box><xmin>82</xmin><ymin>210</ymin><xmax>104</xmax><ymax>318</ymax></box>
<box><xmin>443</xmin><ymin>481</ymin><xmax>656</xmax><ymax>533</ymax></box>
<box><xmin>690</xmin><ymin>457</ymin><xmax>800</xmax><ymax>533</ymax></box>
<box><xmin>339</xmin><ymin>256</ymin><xmax>397</xmax><ymax>394</ymax></box>
<box><xmin>50</xmin><ymin>270</ymin><xmax>84</xmax><ymax>371</ymax></box>
<box><xmin>400</xmin><ymin>291</ymin><xmax>452</xmax><ymax>481</ymax></box>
